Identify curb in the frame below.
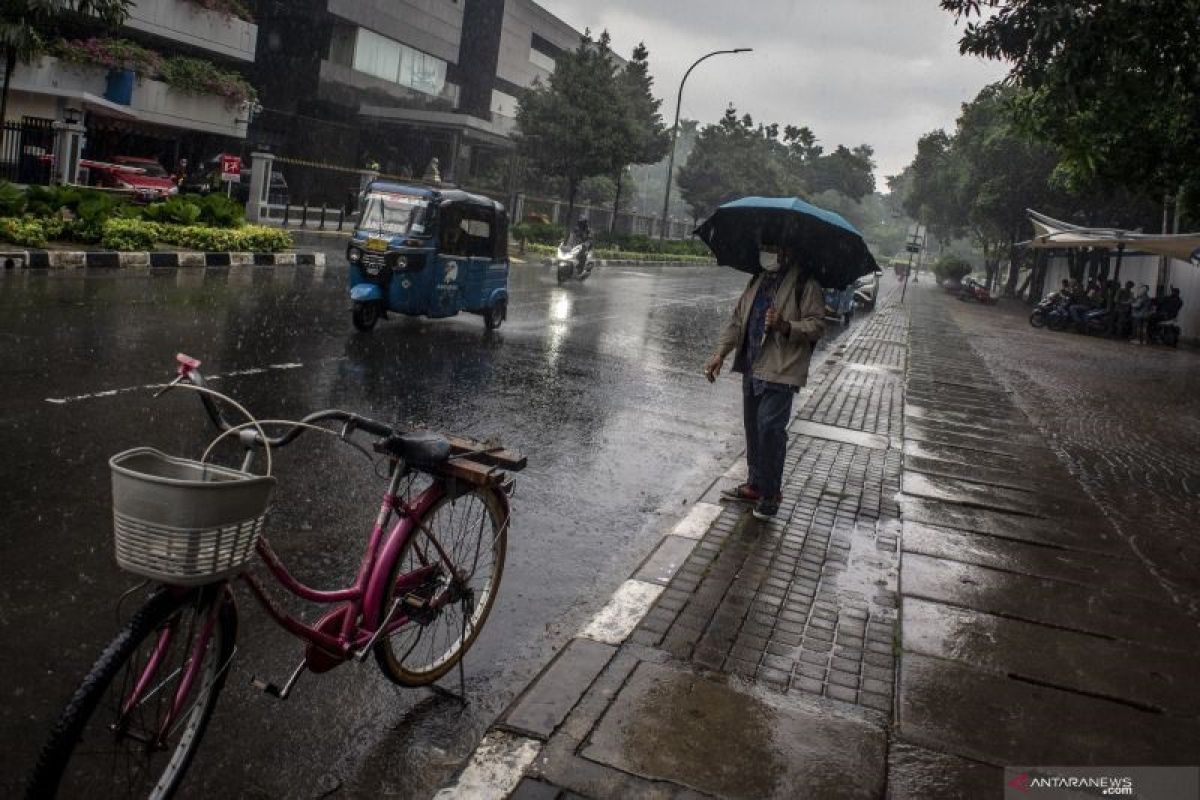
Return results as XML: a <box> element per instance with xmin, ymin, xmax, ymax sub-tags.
<box><xmin>435</xmin><ymin>287</ymin><xmax>891</xmax><ymax>798</ymax></box>
<box><xmin>0</xmin><ymin>250</ymin><xmax>325</xmax><ymax>269</ymax></box>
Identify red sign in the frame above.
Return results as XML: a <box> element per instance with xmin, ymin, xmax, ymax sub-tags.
<box><xmin>219</xmin><ymin>154</ymin><xmax>242</xmax><ymax>181</ymax></box>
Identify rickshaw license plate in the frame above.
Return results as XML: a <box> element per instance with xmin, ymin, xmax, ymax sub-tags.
<box><xmin>366</xmin><ymin>237</ymin><xmax>388</xmax><ymax>252</ymax></box>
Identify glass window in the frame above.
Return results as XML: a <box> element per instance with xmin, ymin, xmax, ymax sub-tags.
<box><xmin>354</xmin><ymin>28</ymin><xmax>446</xmax><ymax>97</ymax></box>
<box><xmin>491</xmin><ymin>90</ymin><xmax>518</xmax><ymax>118</ymax></box>
<box><xmin>360</xmin><ymin>193</ymin><xmax>431</xmax><ymax>236</ymax></box>
<box><xmin>353</xmin><ymin>28</ymin><xmax>401</xmax><ymax>83</ymax></box>
<box><xmin>529</xmin><ymin>48</ymin><xmax>555</xmax><ymax>72</ymax></box>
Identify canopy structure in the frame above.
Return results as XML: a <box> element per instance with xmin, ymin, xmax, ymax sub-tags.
<box><xmin>1027</xmin><ymin>209</ymin><xmax>1200</xmax><ymax>264</ymax></box>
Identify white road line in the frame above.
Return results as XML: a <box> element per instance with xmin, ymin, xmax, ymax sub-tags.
<box><xmin>671</xmin><ymin>502</ymin><xmax>724</xmax><ymax>540</ymax></box>
<box><xmin>579</xmin><ymin>579</ymin><xmax>664</xmax><ymax>645</ymax></box>
<box><xmin>432</xmin><ymin>731</ymin><xmax>541</xmax><ymax>800</ymax></box>
<box><xmin>44</xmin><ymin>362</ymin><xmax>304</xmax><ymax>405</ymax></box>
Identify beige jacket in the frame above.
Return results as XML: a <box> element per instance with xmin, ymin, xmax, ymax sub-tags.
<box><xmin>716</xmin><ymin>267</ymin><xmax>826</xmax><ymax>387</ymax></box>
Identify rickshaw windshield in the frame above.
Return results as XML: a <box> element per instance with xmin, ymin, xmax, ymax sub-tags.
<box><xmin>360</xmin><ymin>193</ymin><xmax>431</xmax><ymax>237</ymax></box>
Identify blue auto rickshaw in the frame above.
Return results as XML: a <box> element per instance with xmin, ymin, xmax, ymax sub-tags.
<box><xmin>347</xmin><ymin>182</ymin><xmax>510</xmax><ymax>331</ymax></box>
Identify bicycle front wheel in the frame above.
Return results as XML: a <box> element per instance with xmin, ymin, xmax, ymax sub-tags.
<box><xmin>375</xmin><ymin>487</ymin><xmax>507</xmax><ymax>686</ymax></box>
<box><xmin>27</xmin><ymin>584</ymin><xmax>237</xmax><ymax>799</ymax></box>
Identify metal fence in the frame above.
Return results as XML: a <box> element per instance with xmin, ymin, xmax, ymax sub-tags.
<box><xmin>1</xmin><ymin>119</ymin><xmax>54</xmax><ymax>185</ymax></box>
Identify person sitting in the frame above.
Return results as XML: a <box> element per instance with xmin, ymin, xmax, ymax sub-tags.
<box><xmin>568</xmin><ymin>216</ymin><xmax>593</xmax><ymax>272</ymax></box>
<box><xmin>1148</xmin><ymin>287</ymin><xmax>1183</xmax><ymax>338</ymax></box>
<box><xmin>1068</xmin><ymin>280</ymin><xmax>1097</xmax><ymax>327</ymax></box>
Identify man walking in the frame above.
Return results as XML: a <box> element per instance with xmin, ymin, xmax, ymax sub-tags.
<box><xmin>704</xmin><ymin>244</ymin><xmax>826</xmax><ymax>520</ymax></box>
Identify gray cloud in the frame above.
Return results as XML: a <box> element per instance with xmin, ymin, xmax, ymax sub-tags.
<box><xmin>537</xmin><ymin>0</ymin><xmax>1007</xmax><ymax>185</ymax></box>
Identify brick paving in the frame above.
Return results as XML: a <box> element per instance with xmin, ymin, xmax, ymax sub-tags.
<box><xmin>449</xmin><ymin>280</ymin><xmax>1200</xmax><ymax>799</ymax></box>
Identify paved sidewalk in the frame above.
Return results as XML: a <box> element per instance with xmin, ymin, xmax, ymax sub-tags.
<box><xmin>436</xmin><ymin>283</ymin><xmax>1200</xmax><ymax>799</ymax></box>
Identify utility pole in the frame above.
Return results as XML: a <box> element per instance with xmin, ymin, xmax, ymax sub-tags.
<box><xmin>659</xmin><ymin>48</ymin><xmax>752</xmax><ymax>239</ymax></box>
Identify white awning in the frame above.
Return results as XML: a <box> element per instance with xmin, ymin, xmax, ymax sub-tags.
<box><xmin>1028</xmin><ymin>209</ymin><xmax>1200</xmax><ymax>264</ymax></box>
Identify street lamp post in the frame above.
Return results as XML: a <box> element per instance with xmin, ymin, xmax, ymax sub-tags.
<box><xmin>659</xmin><ymin>48</ymin><xmax>752</xmax><ymax>239</ymax></box>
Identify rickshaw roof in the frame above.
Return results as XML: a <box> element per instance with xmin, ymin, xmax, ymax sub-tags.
<box><xmin>365</xmin><ymin>181</ymin><xmax>504</xmax><ymax>212</ymax></box>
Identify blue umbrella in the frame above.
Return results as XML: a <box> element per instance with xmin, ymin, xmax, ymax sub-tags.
<box><xmin>695</xmin><ymin>196</ymin><xmax>879</xmax><ymax>289</ymax></box>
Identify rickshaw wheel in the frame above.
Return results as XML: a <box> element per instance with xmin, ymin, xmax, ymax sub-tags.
<box><xmin>353</xmin><ymin>301</ymin><xmax>380</xmax><ymax>331</ymax></box>
<box><xmin>484</xmin><ymin>300</ymin><xmax>506</xmax><ymax>330</ymax></box>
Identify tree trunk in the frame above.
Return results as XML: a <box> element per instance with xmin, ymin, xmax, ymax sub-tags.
<box><xmin>610</xmin><ymin>169</ymin><xmax>622</xmax><ymax>235</ymax></box>
<box><xmin>0</xmin><ymin>48</ymin><xmax>15</xmax><ymax>130</ymax></box>
<box><xmin>1004</xmin><ymin>237</ymin><xmax>1020</xmax><ymax>298</ymax></box>
<box><xmin>565</xmin><ymin>178</ymin><xmax>577</xmax><ymax>228</ymax></box>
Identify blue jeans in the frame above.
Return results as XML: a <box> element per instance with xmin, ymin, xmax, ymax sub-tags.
<box><xmin>743</xmin><ymin>381</ymin><xmax>794</xmax><ymax>500</ymax></box>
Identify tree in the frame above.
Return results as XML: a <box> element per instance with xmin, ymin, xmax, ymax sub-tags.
<box><xmin>676</xmin><ymin>106</ymin><xmax>791</xmax><ymax>219</ymax></box>
<box><xmin>902</xmin><ymin>130</ymin><xmax>966</xmax><ymax>246</ymax></box>
<box><xmin>805</xmin><ymin>144</ymin><xmax>876</xmax><ymax>201</ymax></box>
<box><xmin>515</xmin><ymin>31</ymin><xmax>625</xmax><ymax>222</ymax></box>
<box><xmin>1</xmin><ymin>1</ymin><xmax>133</xmax><ymax>125</ymax></box>
<box><xmin>942</xmin><ymin>0</ymin><xmax>1200</xmax><ymax>225</ymax></box>
<box><xmin>608</xmin><ymin>42</ymin><xmax>669</xmax><ymax>230</ymax></box>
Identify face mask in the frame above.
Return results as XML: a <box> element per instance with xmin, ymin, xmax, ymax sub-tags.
<box><xmin>760</xmin><ymin>250</ymin><xmax>781</xmax><ymax>272</ymax></box>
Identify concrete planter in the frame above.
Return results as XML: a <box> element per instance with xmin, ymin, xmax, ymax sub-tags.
<box><xmin>127</xmin><ymin>0</ymin><xmax>257</xmax><ymax>62</ymax></box>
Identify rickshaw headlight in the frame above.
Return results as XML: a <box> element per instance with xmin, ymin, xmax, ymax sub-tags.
<box><xmin>348</xmin><ymin>247</ymin><xmax>362</xmax><ymax>264</ymax></box>
<box><xmin>386</xmin><ymin>253</ymin><xmax>407</xmax><ymax>269</ymax></box>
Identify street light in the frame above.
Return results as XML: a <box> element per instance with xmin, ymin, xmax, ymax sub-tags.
<box><xmin>659</xmin><ymin>47</ymin><xmax>752</xmax><ymax>239</ymax></box>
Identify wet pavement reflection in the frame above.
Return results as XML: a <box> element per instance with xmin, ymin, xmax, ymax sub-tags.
<box><xmin>0</xmin><ymin>258</ymin><xmax>855</xmax><ymax>797</ymax></box>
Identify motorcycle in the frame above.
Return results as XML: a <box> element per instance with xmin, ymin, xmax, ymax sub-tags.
<box><xmin>1148</xmin><ymin>316</ymin><xmax>1181</xmax><ymax>347</ymax></box>
<box><xmin>553</xmin><ymin>239</ymin><xmax>593</xmax><ymax>283</ymax></box>
<box><xmin>1029</xmin><ymin>291</ymin><xmax>1070</xmax><ymax>329</ymax></box>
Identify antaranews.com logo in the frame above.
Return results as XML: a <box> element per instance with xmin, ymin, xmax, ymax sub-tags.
<box><xmin>1004</xmin><ymin>766</ymin><xmax>1199</xmax><ymax>799</ymax></box>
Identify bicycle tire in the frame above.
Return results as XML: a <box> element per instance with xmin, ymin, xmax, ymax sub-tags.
<box><xmin>374</xmin><ymin>487</ymin><xmax>507</xmax><ymax>686</ymax></box>
<box><xmin>27</xmin><ymin>585</ymin><xmax>237</xmax><ymax>800</ymax></box>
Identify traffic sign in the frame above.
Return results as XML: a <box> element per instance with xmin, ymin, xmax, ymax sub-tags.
<box><xmin>219</xmin><ymin>154</ymin><xmax>242</xmax><ymax>183</ymax></box>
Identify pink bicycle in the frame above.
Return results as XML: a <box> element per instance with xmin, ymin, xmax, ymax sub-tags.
<box><xmin>27</xmin><ymin>354</ymin><xmax>524</xmax><ymax>798</ymax></box>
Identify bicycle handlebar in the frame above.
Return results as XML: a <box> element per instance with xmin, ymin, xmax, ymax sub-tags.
<box><xmin>173</xmin><ymin>353</ymin><xmax>393</xmax><ymax>448</ymax></box>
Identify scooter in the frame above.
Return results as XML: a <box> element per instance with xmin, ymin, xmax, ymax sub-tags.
<box><xmin>1148</xmin><ymin>316</ymin><xmax>1181</xmax><ymax>347</ymax></box>
<box><xmin>1029</xmin><ymin>291</ymin><xmax>1069</xmax><ymax>329</ymax></box>
<box><xmin>553</xmin><ymin>240</ymin><xmax>593</xmax><ymax>284</ymax></box>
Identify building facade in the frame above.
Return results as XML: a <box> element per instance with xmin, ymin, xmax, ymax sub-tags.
<box><xmin>1</xmin><ymin>0</ymin><xmax>259</xmax><ymax>183</ymax></box>
<box><xmin>247</xmin><ymin>0</ymin><xmax>590</xmax><ymax>206</ymax></box>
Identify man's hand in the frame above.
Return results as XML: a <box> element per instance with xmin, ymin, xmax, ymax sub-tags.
<box><xmin>704</xmin><ymin>353</ymin><xmax>724</xmax><ymax>383</ymax></box>
<box><xmin>765</xmin><ymin>307</ymin><xmax>791</xmax><ymax>335</ymax></box>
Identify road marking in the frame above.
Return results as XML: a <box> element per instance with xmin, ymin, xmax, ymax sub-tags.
<box><xmin>432</xmin><ymin>730</ymin><xmax>541</xmax><ymax>800</ymax></box>
<box><xmin>579</xmin><ymin>579</ymin><xmax>664</xmax><ymax>645</ymax></box>
<box><xmin>671</xmin><ymin>501</ymin><xmax>724</xmax><ymax>540</ymax></box>
<box><xmin>44</xmin><ymin>362</ymin><xmax>304</xmax><ymax>405</ymax></box>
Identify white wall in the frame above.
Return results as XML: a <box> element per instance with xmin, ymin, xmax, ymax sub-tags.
<box><xmin>126</xmin><ymin>0</ymin><xmax>257</xmax><ymax>61</ymax></box>
<box><xmin>1045</xmin><ymin>253</ymin><xmax>1199</xmax><ymax>340</ymax></box>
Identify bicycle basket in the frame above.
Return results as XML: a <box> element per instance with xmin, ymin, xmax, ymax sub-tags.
<box><xmin>110</xmin><ymin>447</ymin><xmax>276</xmax><ymax>585</ymax></box>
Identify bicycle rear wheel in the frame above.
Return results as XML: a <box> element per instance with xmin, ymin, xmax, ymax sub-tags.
<box><xmin>374</xmin><ymin>487</ymin><xmax>507</xmax><ymax>686</ymax></box>
<box><xmin>27</xmin><ymin>584</ymin><xmax>237</xmax><ymax>799</ymax></box>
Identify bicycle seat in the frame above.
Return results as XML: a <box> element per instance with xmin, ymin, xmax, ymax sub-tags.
<box><xmin>379</xmin><ymin>431</ymin><xmax>451</xmax><ymax>466</ymax></box>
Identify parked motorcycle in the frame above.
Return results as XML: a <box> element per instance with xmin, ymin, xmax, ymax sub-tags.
<box><xmin>957</xmin><ymin>277</ymin><xmax>996</xmax><ymax>304</ymax></box>
<box><xmin>1148</xmin><ymin>317</ymin><xmax>1181</xmax><ymax>347</ymax></box>
<box><xmin>553</xmin><ymin>240</ymin><xmax>593</xmax><ymax>283</ymax></box>
<box><xmin>1029</xmin><ymin>291</ymin><xmax>1070</xmax><ymax>329</ymax></box>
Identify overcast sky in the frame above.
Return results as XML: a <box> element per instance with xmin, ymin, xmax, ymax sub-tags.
<box><xmin>537</xmin><ymin>0</ymin><xmax>1008</xmax><ymax>188</ymax></box>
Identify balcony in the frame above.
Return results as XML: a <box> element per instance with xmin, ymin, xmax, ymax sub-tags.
<box><xmin>10</xmin><ymin>57</ymin><xmax>249</xmax><ymax>138</ymax></box>
<box><xmin>126</xmin><ymin>0</ymin><xmax>257</xmax><ymax>62</ymax></box>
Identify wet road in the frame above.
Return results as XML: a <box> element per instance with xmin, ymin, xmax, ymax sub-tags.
<box><xmin>0</xmin><ymin>257</ymin><xmax>858</xmax><ymax>798</ymax></box>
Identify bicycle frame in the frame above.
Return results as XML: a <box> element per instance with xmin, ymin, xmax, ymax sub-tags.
<box><xmin>120</xmin><ymin>463</ymin><xmax>507</xmax><ymax>743</ymax></box>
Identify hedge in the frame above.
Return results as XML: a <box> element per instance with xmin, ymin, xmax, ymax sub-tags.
<box><xmin>2</xmin><ymin>215</ymin><xmax>293</xmax><ymax>252</ymax></box>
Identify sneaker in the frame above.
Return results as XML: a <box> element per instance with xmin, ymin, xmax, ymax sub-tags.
<box><xmin>720</xmin><ymin>483</ymin><xmax>761</xmax><ymax>504</ymax></box>
<box><xmin>752</xmin><ymin>495</ymin><xmax>781</xmax><ymax>520</ymax></box>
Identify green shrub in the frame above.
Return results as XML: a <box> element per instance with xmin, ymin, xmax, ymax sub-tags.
<box><xmin>0</xmin><ymin>181</ymin><xmax>26</xmax><ymax>216</ymax></box>
<box><xmin>142</xmin><ymin>195</ymin><xmax>202</xmax><ymax>226</ymax></box>
<box><xmin>158</xmin><ymin>224</ymin><xmax>291</xmax><ymax>252</ymax></box>
<box><xmin>933</xmin><ymin>254</ymin><xmax>972</xmax><ymax>282</ymax></box>
<box><xmin>194</xmin><ymin>192</ymin><xmax>244</xmax><ymax>227</ymax></box>
<box><xmin>101</xmin><ymin>218</ymin><xmax>162</xmax><ymax>250</ymax></box>
<box><xmin>0</xmin><ymin>217</ymin><xmax>48</xmax><ymax>248</ymax></box>
<box><xmin>512</xmin><ymin>222</ymin><xmax>566</xmax><ymax>245</ymax></box>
